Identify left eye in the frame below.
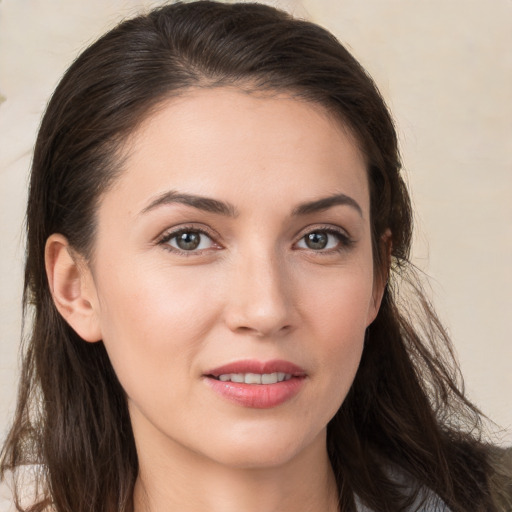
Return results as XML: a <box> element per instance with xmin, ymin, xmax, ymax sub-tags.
<box><xmin>165</xmin><ymin>230</ymin><xmax>214</xmax><ymax>251</ymax></box>
<box><xmin>296</xmin><ymin>230</ymin><xmax>343</xmax><ymax>251</ymax></box>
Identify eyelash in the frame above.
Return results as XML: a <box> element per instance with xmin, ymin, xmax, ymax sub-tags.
<box><xmin>295</xmin><ymin>226</ymin><xmax>354</xmax><ymax>254</ymax></box>
<box><xmin>156</xmin><ymin>225</ymin><xmax>220</xmax><ymax>256</ymax></box>
<box><xmin>156</xmin><ymin>225</ymin><xmax>354</xmax><ymax>256</ymax></box>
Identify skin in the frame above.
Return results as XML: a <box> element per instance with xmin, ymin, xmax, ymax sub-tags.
<box><xmin>46</xmin><ymin>88</ymin><xmax>386</xmax><ymax>512</ymax></box>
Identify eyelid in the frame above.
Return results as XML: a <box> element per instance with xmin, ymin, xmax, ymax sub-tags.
<box><xmin>156</xmin><ymin>224</ymin><xmax>223</xmax><ymax>254</ymax></box>
<box><xmin>154</xmin><ymin>223</ymin><xmax>354</xmax><ymax>255</ymax></box>
<box><xmin>293</xmin><ymin>224</ymin><xmax>354</xmax><ymax>251</ymax></box>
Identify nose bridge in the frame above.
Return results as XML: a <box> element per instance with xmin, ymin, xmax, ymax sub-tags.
<box><xmin>224</xmin><ymin>243</ymin><xmax>294</xmax><ymax>337</ymax></box>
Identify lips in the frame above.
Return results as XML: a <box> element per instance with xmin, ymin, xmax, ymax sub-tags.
<box><xmin>205</xmin><ymin>359</ymin><xmax>307</xmax><ymax>378</ymax></box>
<box><xmin>203</xmin><ymin>359</ymin><xmax>306</xmax><ymax>409</ymax></box>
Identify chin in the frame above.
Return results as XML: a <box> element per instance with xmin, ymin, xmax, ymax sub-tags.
<box><xmin>200</xmin><ymin>423</ymin><xmax>325</xmax><ymax>470</ymax></box>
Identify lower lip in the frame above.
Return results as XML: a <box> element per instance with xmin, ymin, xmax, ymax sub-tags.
<box><xmin>204</xmin><ymin>376</ymin><xmax>305</xmax><ymax>408</ymax></box>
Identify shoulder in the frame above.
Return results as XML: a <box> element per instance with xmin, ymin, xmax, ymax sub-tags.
<box><xmin>354</xmin><ymin>464</ymin><xmax>452</xmax><ymax>511</ymax></box>
<box><xmin>355</xmin><ymin>495</ymin><xmax>450</xmax><ymax>512</ymax></box>
<box><xmin>355</xmin><ymin>491</ymin><xmax>451</xmax><ymax>512</ymax></box>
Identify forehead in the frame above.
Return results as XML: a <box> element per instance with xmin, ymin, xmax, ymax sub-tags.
<box><xmin>103</xmin><ymin>87</ymin><xmax>369</xmax><ymax>217</ymax></box>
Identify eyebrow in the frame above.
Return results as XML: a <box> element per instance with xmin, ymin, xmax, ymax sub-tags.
<box><xmin>292</xmin><ymin>193</ymin><xmax>363</xmax><ymax>218</ymax></box>
<box><xmin>140</xmin><ymin>190</ymin><xmax>362</xmax><ymax>218</ymax></box>
<box><xmin>141</xmin><ymin>190</ymin><xmax>239</xmax><ymax>217</ymax></box>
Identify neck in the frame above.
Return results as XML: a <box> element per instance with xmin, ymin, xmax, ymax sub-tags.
<box><xmin>132</xmin><ymin>427</ymin><xmax>339</xmax><ymax>512</ymax></box>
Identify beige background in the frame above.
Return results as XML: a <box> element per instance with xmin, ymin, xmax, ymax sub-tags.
<box><xmin>0</xmin><ymin>0</ymin><xmax>510</xmax><ymax>444</ymax></box>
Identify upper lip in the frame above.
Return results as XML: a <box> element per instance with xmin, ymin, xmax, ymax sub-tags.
<box><xmin>205</xmin><ymin>359</ymin><xmax>307</xmax><ymax>377</ymax></box>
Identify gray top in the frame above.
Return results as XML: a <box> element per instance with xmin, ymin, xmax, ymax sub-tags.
<box><xmin>356</xmin><ymin>492</ymin><xmax>451</xmax><ymax>511</ymax></box>
<box><xmin>355</xmin><ymin>465</ymin><xmax>451</xmax><ymax>511</ymax></box>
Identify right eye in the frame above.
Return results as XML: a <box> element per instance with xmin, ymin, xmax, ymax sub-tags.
<box><xmin>159</xmin><ymin>229</ymin><xmax>216</xmax><ymax>253</ymax></box>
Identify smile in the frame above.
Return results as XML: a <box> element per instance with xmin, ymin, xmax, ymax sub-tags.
<box><xmin>204</xmin><ymin>360</ymin><xmax>306</xmax><ymax>408</ymax></box>
<box><xmin>215</xmin><ymin>372</ymin><xmax>293</xmax><ymax>384</ymax></box>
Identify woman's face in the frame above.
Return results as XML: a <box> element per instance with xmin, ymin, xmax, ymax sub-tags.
<box><xmin>84</xmin><ymin>88</ymin><xmax>383</xmax><ymax>469</ymax></box>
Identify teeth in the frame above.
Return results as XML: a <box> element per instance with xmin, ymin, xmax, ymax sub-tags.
<box><xmin>261</xmin><ymin>373</ymin><xmax>277</xmax><ymax>384</ymax></box>
<box><xmin>216</xmin><ymin>372</ymin><xmax>292</xmax><ymax>384</ymax></box>
<box><xmin>245</xmin><ymin>373</ymin><xmax>261</xmax><ymax>384</ymax></box>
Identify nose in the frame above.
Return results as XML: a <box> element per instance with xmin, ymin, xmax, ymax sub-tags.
<box><xmin>223</xmin><ymin>250</ymin><xmax>296</xmax><ymax>338</ymax></box>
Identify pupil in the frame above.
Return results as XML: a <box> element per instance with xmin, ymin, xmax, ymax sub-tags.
<box><xmin>177</xmin><ymin>232</ymin><xmax>200</xmax><ymax>250</ymax></box>
<box><xmin>306</xmin><ymin>232</ymin><xmax>327</xmax><ymax>250</ymax></box>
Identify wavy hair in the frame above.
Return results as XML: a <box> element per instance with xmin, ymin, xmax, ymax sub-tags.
<box><xmin>1</xmin><ymin>2</ymin><xmax>510</xmax><ymax>511</ymax></box>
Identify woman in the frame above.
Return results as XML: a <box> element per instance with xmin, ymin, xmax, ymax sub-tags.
<box><xmin>0</xmin><ymin>1</ymin><xmax>510</xmax><ymax>511</ymax></box>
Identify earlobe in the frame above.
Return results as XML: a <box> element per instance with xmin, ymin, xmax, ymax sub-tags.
<box><xmin>45</xmin><ymin>234</ymin><xmax>102</xmax><ymax>342</ymax></box>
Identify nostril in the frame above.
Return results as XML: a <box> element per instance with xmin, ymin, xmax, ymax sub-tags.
<box><xmin>223</xmin><ymin>275</ymin><xmax>295</xmax><ymax>337</ymax></box>
<box><xmin>233</xmin><ymin>323</ymin><xmax>293</xmax><ymax>337</ymax></box>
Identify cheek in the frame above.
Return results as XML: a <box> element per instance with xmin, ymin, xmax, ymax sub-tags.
<box><xmin>97</xmin><ymin>258</ymin><xmax>218</xmax><ymax>339</ymax></box>
<box><xmin>93</xmin><ymin>261</ymin><xmax>219</xmax><ymax>397</ymax></box>
<box><xmin>302</xmin><ymin>260</ymin><xmax>375</xmax><ymax>338</ymax></box>
<box><xmin>315</xmin><ymin>300</ymin><xmax>366</xmax><ymax>394</ymax></box>
<box><xmin>299</xmin><ymin>264</ymin><xmax>373</xmax><ymax>404</ymax></box>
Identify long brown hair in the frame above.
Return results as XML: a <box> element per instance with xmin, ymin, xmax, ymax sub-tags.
<box><xmin>1</xmin><ymin>2</ymin><xmax>510</xmax><ymax>511</ymax></box>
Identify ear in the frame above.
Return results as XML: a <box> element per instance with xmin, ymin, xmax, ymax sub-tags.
<box><xmin>45</xmin><ymin>234</ymin><xmax>102</xmax><ymax>342</ymax></box>
<box><xmin>366</xmin><ymin>229</ymin><xmax>392</xmax><ymax>326</ymax></box>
